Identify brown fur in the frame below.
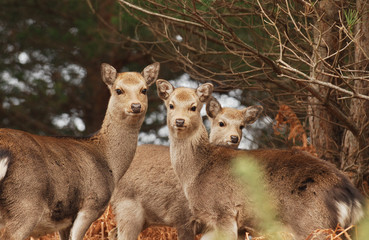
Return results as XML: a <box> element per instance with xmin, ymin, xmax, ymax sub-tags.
<box><xmin>109</xmin><ymin>98</ymin><xmax>262</xmax><ymax>240</ymax></box>
<box><xmin>110</xmin><ymin>145</ymin><xmax>192</xmax><ymax>240</ymax></box>
<box><xmin>156</xmin><ymin>80</ymin><xmax>365</xmax><ymax>240</ymax></box>
<box><xmin>0</xmin><ymin>62</ymin><xmax>160</xmax><ymax>240</ymax></box>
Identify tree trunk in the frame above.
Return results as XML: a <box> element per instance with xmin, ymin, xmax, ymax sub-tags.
<box><xmin>341</xmin><ymin>0</ymin><xmax>369</xmax><ymax>186</ymax></box>
<box><xmin>309</xmin><ymin>0</ymin><xmax>342</xmax><ymax>167</ymax></box>
<box><xmin>83</xmin><ymin>63</ymin><xmax>110</xmax><ymax>134</ymax></box>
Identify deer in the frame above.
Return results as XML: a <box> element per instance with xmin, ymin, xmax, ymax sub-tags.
<box><xmin>156</xmin><ymin>79</ymin><xmax>365</xmax><ymax>240</ymax></box>
<box><xmin>0</xmin><ymin>62</ymin><xmax>160</xmax><ymax>240</ymax></box>
<box><xmin>206</xmin><ymin>96</ymin><xmax>254</xmax><ymax>148</ymax></box>
<box><xmin>109</xmin><ymin>96</ymin><xmax>262</xmax><ymax>240</ymax></box>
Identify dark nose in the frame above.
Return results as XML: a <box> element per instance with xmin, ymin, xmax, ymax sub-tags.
<box><xmin>131</xmin><ymin>103</ymin><xmax>141</xmax><ymax>113</ymax></box>
<box><xmin>176</xmin><ymin>119</ymin><xmax>185</xmax><ymax>127</ymax></box>
<box><xmin>231</xmin><ymin>135</ymin><xmax>239</xmax><ymax>143</ymax></box>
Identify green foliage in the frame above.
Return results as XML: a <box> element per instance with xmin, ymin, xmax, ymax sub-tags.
<box><xmin>232</xmin><ymin>156</ymin><xmax>285</xmax><ymax>239</ymax></box>
<box><xmin>0</xmin><ymin>0</ymin><xmax>152</xmax><ymax>135</ymax></box>
<box><xmin>344</xmin><ymin>9</ymin><xmax>360</xmax><ymax>35</ymax></box>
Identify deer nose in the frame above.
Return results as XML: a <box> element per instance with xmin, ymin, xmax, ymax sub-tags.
<box><xmin>131</xmin><ymin>103</ymin><xmax>142</xmax><ymax>113</ymax></box>
<box><xmin>231</xmin><ymin>135</ymin><xmax>239</xmax><ymax>143</ymax></box>
<box><xmin>176</xmin><ymin>119</ymin><xmax>185</xmax><ymax>127</ymax></box>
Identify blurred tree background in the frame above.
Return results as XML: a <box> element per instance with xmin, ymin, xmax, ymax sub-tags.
<box><xmin>0</xmin><ymin>0</ymin><xmax>270</xmax><ymax>146</ymax></box>
<box><xmin>0</xmin><ymin>0</ymin><xmax>169</xmax><ymax>136</ymax></box>
<box><xmin>1</xmin><ymin>0</ymin><xmax>369</xmax><ymax>193</ymax></box>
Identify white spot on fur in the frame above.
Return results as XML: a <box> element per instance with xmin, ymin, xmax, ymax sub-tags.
<box><xmin>0</xmin><ymin>156</ymin><xmax>9</xmax><ymax>181</ymax></box>
<box><xmin>336</xmin><ymin>201</ymin><xmax>350</xmax><ymax>227</ymax></box>
<box><xmin>336</xmin><ymin>200</ymin><xmax>364</xmax><ymax>227</ymax></box>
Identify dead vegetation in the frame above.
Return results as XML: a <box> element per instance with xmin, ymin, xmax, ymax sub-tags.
<box><xmin>273</xmin><ymin>104</ymin><xmax>316</xmax><ymax>156</ymax></box>
<box><xmin>22</xmin><ymin>207</ymin><xmax>357</xmax><ymax>240</ymax></box>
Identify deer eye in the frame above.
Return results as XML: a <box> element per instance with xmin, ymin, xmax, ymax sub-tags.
<box><xmin>219</xmin><ymin>122</ymin><xmax>225</xmax><ymax>127</ymax></box>
<box><xmin>190</xmin><ymin>106</ymin><xmax>197</xmax><ymax>112</ymax></box>
<box><xmin>115</xmin><ymin>89</ymin><xmax>123</xmax><ymax>95</ymax></box>
<box><xmin>141</xmin><ymin>88</ymin><xmax>147</xmax><ymax>95</ymax></box>
<box><xmin>240</xmin><ymin>125</ymin><xmax>244</xmax><ymax>130</ymax></box>
<box><xmin>169</xmin><ymin>104</ymin><xmax>174</xmax><ymax>109</ymax></box>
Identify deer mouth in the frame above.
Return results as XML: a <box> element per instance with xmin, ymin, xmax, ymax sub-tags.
<box><xmin>174</xmin><ymin>126</ymin><xmax>187</xmax><ymax>130</ymax></box>
<box><xmin>128</xmin><ymin>111</ymin><xmax>142</xmax><ymax>115</ymax></box>
<box><xmin>226</xmin><ymin>141</ymin><xmax>238</xmax><ymax>146</ymax></box>
<box><xmin>126</xmin><ymin>109</ymin><xmax>145</xmax><ymax>115</ymax></box>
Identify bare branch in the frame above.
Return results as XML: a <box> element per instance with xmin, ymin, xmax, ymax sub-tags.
<box><xmin>117</xmin><ymin>0</ymin><xmax>204</xmax><ymax>27</ymax></box>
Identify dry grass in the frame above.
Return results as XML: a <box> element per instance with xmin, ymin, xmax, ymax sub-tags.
<box><xmin>12</xmin><ymin>205</ymin><xmax>356</xmax><ymax>240</ymax></box>
<box><xmin>26</xmin><ymin>205</ymin><xmax>117</xmax><ymax>240</ymax></box>
<box><xmin>22</xmin><ymin>205</ymin><xmax>180</xmax><ymax>240</ymax></box>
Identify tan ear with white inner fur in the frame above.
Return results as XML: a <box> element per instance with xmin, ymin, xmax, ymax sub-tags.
<box><xmin>142</xmin><ymin>62</ymin><xmax>160</xmax><ymax>86</ymax></box>
<box><xmin>206</xmin><ymin>96</ymin><xmax>222</xmax><ymax>119</ymax></box>
<box><xmin>196</xmin><ymin>83</ymin><xmax>213</xmax><ymax>103</ymax></box>
<box><xmin>156</xmin><ymin>79</ymin><xmax>175</xmax><ymax>100</ymax></box>
<box><xmin>243</xmin><ymin>105</ymin><xmax>263</xmax><ymax>124</ymax></box>
<box><xmin>101</xmin><ymin>63</ymin><xmax>117</xmax><ymax>87</ymax></box>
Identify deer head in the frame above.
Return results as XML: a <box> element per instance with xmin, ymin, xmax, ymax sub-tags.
<box><xmin>156</xmin><ymin>80</ymin><xmax>213</xmax><ymax>139</ymax></box>
<box><xmin>101</xmin><ymin>62</ymin><xmax>159</xmax><ymax>126</ymax></box>
<box><xmin>206</xmin><ymin>96</ymin><xmax>263</xmax><ymax>148</ymax></box>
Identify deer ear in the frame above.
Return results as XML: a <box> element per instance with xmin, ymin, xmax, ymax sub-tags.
<box><xmin>206</xmin><ymin>97</ymin><xmax>222</xmax><ymax>119</ymax></box>
<box><xmin>101</xmin><ymin>63</ymin><xmax>117</xmax><ymax>87</ymax></box>
<box><xmin>242</xmin><ymin>105</ymin><xmax>263</xmax><ymax>124</ymax></box>
<box><xmin>142</xmin><ymin>62</ymin><xmax>160</xmax><ymax>86</ymax></box>
<box><xmin>156</xmin><ymin>79</ymin><xmax>175</xmax><ymax>100</ymax></box>
<box><xmin>196</xmin><ymin>83</ymin><xmax>213</xmax><ymax>103</ymax></box>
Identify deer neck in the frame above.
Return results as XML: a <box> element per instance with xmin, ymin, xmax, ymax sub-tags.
<box><xmin>169</xmin><ymin>123</ymin><xmax>210</xmax><ymax>188</ymax></box>
<box><xmin>95</xmin><ymin>112</ymin><xmax>143</xmax><ymax>184</ymax></box>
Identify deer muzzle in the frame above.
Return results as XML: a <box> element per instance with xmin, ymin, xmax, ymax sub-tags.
<box><xmin>131</xmin><ymin>103</ymin><xmax>142</xmax><ymax>113</ymax></box>
<box><xmin>175</xmin><ymin>119</ymin><xmax>185</xmax><ymax>128</ymax></box>
<box><xmin>230</xmin><ymin>135</ymin><xmax>239</xmax><ymax>144</ymax></box>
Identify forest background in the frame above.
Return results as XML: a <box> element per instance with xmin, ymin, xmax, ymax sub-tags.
<box><xmin>1</xmin><ymin>0</ymin><xmax>369</xmax><ymax>239</ymax></box>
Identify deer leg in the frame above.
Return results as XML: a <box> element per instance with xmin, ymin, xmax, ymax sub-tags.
<box><xmin>114</xmin><ymin>199</ymin><xmax>145</xmax><ymax>240</ymax></box>
<box><xmin>0</xmin><ymin>204</ymin><xmax>44</xmax><ymax>240</ymax></box>
<box><xmin>200</xmin><ymin>219</ymin><xmax>238</xmax><ymax>240</ymax></box>
<box><xmin>177</xmin><ymin>224</ymin><xmax>196</xmax><ymax>240</ymax></box>
<box><xmin>69</xmin><ymin>209</ymin><xmax>102</xmax><ymax>240</ymax></box>
<box><xmin>1</xmin><ymin>219</ymin><xmax>38</xmax><ymax>240</ymax></box>
<box><xmin>58</xmin><ymin>226</ymin><xmax>72</xmax><ymax>240</ymax></box>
